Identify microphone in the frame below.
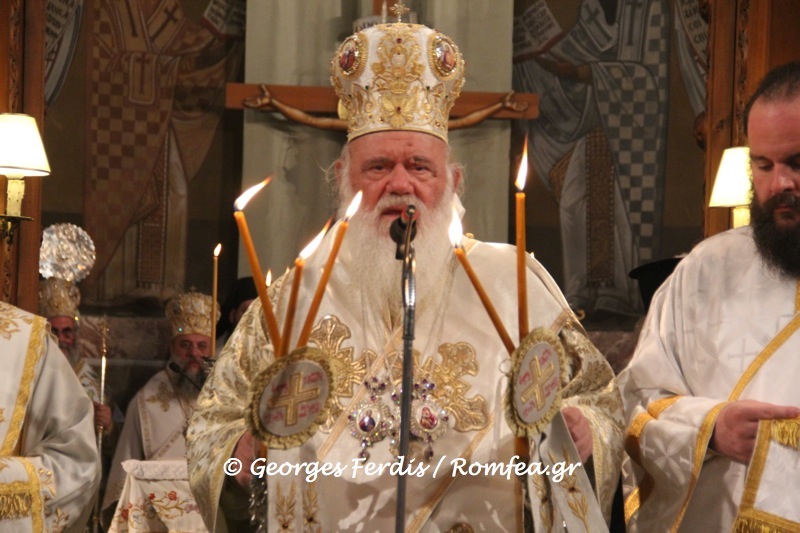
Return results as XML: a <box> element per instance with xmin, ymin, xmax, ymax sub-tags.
<box><xmin>390</xmin><ymin>205</ymin><xmax>417</xmax><ymax>260</ymax></box>
<box><xmin>168</xmin><ymin>361</ymin><xmax>203</xmax><ymax>391</ymax></box>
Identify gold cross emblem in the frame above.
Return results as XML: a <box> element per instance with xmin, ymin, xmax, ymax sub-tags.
<box><xmin>268</xmin><ymin>372</ymin><xmax>321</xmax><ymax>426</ymax></box>
<box><xmin>520</xmin><ymin>352</ymin><xmax>555</xmax><ymax>409</ymax></box>
<box><xmin>390</xmin><ymin>1</ymin><xmax>410</xmax><ymax>22</ymax></box>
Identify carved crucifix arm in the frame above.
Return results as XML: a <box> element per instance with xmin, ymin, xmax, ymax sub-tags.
<box><xmin>241</xmin><ymin>84</ymin><xmax>532</xmax><ymax>132</ymax></box>
<box><xmin>243</xmin><ymin>85</ymin><xmax>347</xmax><ymax>131</ymax></box>
<box><xmin>449</xmin><ymin>91</ymin><xmax>529</xmax><ymax>130</ymax></box>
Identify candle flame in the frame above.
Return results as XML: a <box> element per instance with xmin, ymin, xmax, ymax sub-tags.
<box><xmin>448</xmin><ymin>207</ymin><xmax>463</xmax><ymax>248</ymax></box>
<box><xmin>213</xmin><ymin>243</ymin><xmax>222</xmax><ymax>257</ymax></box>
<box><xmin>345</xmin><ymin>191</ymin><xmax>363</xmax><ymax>220</ymax></box>
<box><xmin>515</xmin><ymin>136</ymin><xmax>528</xmax><ymax>191</ymax></box>
<box><xmin>299</xmin><ymin>219</ymin><xmax>331</xmax><ymax>260</ymax></box>
<box><xmin>266</xmin><ymin>269</ymin><xmax>272</xmax><ymax>287</ymax></box>
<box><xmin>234</xmin><ymin>176</ymin><xmax>272</xmax><ymax>210</ymax></box>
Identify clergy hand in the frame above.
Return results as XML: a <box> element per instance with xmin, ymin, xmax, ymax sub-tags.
<box><xmin>711</xmin><ymin>400</ymin><xmax>800</xmax><ymax>464</ymax></box>
<box><xmin>232</xmin><ymin>431</ymin><xmax>261</xmax><ymax>488</ymax></box>
<box><xmin>562</xmin><ymin>406</ymin><xmax>593</xmax><ymax>463</ymax></box>
<box><xmin>93</xmin><ymin>402</ymin><xmax>112</xmax><ymax>432</ymax></box>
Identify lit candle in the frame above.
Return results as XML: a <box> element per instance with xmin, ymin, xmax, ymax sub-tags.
<box><xmin>99</xmin><ymin>318</ymin><xmax>108</xmax><ymax>406</ymax></box>
<box><xmin>266</xmin><ymin>269</ymin><xmax>272</xmax><ymax>287</ymax></box>
<box><xmin>515</xmin><ymin>136</ymin><xmax>529</xmax><ymax>340</ymax></box>
<box><xmin>449</xmin><ymin>209</ymin><xmax>515</xmax><ymax>354</ymax></box>
<box><xmin>297</xmin><ymin>192</ymin><xmax>362</xmax><ymax>348</ymax></box>
<box><xmin>211</xmin><ymin>243</ymin><xmax>221</xmax><ymax>357</ymax></box>
<box><xmin>280</xmin><ymin>225</ymin><xmax>328</xmax><ymax>357</ymax></box>
<box><xmin>233</xmin><ymin>177</ymin><xmax>281</xmax><ymax>352</ymax></box>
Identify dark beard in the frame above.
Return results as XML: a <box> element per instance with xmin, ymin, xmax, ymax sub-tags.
<box><xmin>751</xmin><ymin>192</ymin><xmax>800</xmax><ymax>278</ymax></box>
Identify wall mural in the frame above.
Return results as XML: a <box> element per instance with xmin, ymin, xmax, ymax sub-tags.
<box><xmin>513</xmin><ymin>0</ymin><xmax>672</xmax><ymax>316</ymax></box>
<box><xmin>80</xmin><ymin>0</ymin><xmax>244</xmax><ymax>304</ymax></box>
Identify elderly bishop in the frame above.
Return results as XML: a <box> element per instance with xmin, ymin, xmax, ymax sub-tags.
<box><xmin>188</xmin><ymin>17</ymin><xmax>624</xmax><ymax>532</ymax></box>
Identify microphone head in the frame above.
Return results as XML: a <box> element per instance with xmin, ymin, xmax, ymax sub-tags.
<box><xmin>390</xmin><ymin>205</ymin><xmax>418</xmax><ymax>245</ymax></box>
<box><xmin>400</xmin><ymin>205</ymin><xmax>417</xmax><ymax>223</ymax></box>
<box><xmin>168</xmin><ymin>361</ymin><xmax>203</xmax><ymax>391</ymax></box>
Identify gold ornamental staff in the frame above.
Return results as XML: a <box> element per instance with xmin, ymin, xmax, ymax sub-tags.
<box><xmin>92</xmin><ymin>318</ymin><xmax>109</xmax><ymax>533</ymax></box>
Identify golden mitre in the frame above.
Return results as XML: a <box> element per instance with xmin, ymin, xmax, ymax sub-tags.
<box><xmin>38</xmin><ymin>277</ymin><xmax>81</xmax><ymax>320</ymax></box>
<box><xmin>166</xmin><ymin>291</ymin><xmax>220</xmax><ymax>339</ymax></box>
<box><xmin>330</xmin><ymin>21</ymin><xmax>465</xmax><ymax>143</ymax></box>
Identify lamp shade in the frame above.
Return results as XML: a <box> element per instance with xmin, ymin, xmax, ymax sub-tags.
<box><xmin>709</xmin><ymin>147</ymin><xmax>751</xmax><ymax>207</ymax></box>
<box><xmin>0</xmin><ymin>114</ymin><xmax>50</xmax><ymax>178</ymax></box>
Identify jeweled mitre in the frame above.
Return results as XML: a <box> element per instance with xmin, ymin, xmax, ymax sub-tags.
<box><xmin>331</xmin><ymin>23</ymin><xmax>465</xmax><ymax>143</ymax></box>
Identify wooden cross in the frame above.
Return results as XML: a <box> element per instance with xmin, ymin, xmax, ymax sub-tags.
<box><xmin>520</xmin><ymin>352</ymin><xmax>555</xmax><ymax>409</ymax></box>
<box><xmin>226</xmin><ymin>84</ymin><xmax>538</xmax><ymax>121</ymax></box>
<box><xmin>268</xmin><ymin>372</ymin><xmax>321</xmax><ymax>426</ymax></box>
<box><xmin>225</xmin><ymin>1</ymin><xmax>538</xmax><ymax>123</ymax></box>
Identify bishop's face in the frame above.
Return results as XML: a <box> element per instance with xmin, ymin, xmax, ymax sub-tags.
<box><xmin>48</xmin><ymin>315</ymin><xmax>77</xmax><ymax>351</ymax></box>
<box><xmin>748</xmin><ymin>96</ymin><xmax>800</xmax><ymax>277</ymax></box>
<box><xmin>335</xmin><ymin>131</ymin><xmax>460</xmax><ymax>319</ymax></box>
<box><xmin>170</xmin><ymin>333</ymin><xmax>211</xmax><ymax>377</ymax></box>
<box><xmin>340</xmin><ymin>131</ymin><xmax>459</xmax><ymax>231</ymax></box>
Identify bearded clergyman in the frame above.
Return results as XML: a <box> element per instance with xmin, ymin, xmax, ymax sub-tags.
<box><xmin>621</xmin><ymin>62</ymin><xmax>800</xmax><ymax>531</ymax></box>
<box><xmin>102</xmin><ymin>290</ymin><xmax>218</xmax><ymax>522</ymax></box>
<box><xmin>187</xmin><ymin>14</ymin><xmax>624</xmax><ymax>532</ymax></box>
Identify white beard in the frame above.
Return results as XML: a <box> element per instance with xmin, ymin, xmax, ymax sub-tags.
<box><xmin>339</xmin><ymin>188</ymin><xmax>456</xmax><ymax>326</ymax></box>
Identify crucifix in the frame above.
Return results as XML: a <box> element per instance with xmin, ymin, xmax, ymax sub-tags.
<box><xmin>225</xmin><ymin>1</ymin><xmax>538</xmax><ymax>127</ymax></box>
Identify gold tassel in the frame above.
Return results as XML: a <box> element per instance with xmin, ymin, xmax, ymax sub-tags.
<box><xmin>734</xmin><ymin>512</ymin><xmax>800</xmax><ymax>533</ymax></box>
<box><xmin>0</xmin><ymin>492</ymin><xmax>32</xmax><ymax>520</ymax></box>
<box><xmin>733</xmin><ymin>514</ymin><xmax>771</xmax><ymax>533</ymax></box>
<box><xmin>770</xmin><ymin>419</ymin><xmax>800</xmax><ymax>450</ymax></box>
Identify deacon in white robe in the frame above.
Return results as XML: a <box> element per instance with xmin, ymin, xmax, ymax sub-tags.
<box><xmin>0</xmin><ymin>301</ymin><xmax>99</xmax><ymax>532</ymax></box>
<box><xmin>621</xmin><ymin>62</ymin><xmax>800</xmax><ymax>531</ymax></box>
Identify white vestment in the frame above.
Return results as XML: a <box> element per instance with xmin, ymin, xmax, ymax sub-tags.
<box><xmin>187</xmin><ymin>224</ymin><xmax>624</xmax><ymax>532</ymax></box>
<box><xmin>0</xmin><ymin>302</ymin><xmax>99</xmax><ymax>532</ymax></box>
<box><xmin>102</xmin><ymin>369</ymin><xmax>197</xmax><ymax>517</ymax></box>
<box><xmin>72</xmin><ymin>357</ymin><xmax>101</xmax><ymax>402</ymax></box>
<box><xmin>620</xmin><ymin>226</ymin><xmax>800</xmax><ymax>531</ymax></box>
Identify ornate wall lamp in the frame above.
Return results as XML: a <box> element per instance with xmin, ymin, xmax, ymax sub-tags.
<box><xmin>709</xmin><ymin>146</ymin><xmax>751</xmax><ymax>228</ymax></box>
<box><xmin>0</xmin><ymin>113</ymin><xmax>50</xmax><ymax>243</ymax></box>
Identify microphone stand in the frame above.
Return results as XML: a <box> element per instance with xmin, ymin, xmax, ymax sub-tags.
<box><xmin>395</xmin><ymin>205</ymin><xmax>416</xmax><ymax>533</ymax></box>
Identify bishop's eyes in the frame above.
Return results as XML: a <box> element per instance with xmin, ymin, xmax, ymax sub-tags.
<box><xmin>52</xmin><ymin>327</ymin><xmax>75</xmax><ymax>337</ymax></box>
<box><xmin>178</xmin><ymin>341</ymin><xmax>208</xmax><ymax>351</ymax></box>
<box><xmin>363</xmin><ymin>160</ymin><xmax>437</xmax><ymax>181</ymax></box>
